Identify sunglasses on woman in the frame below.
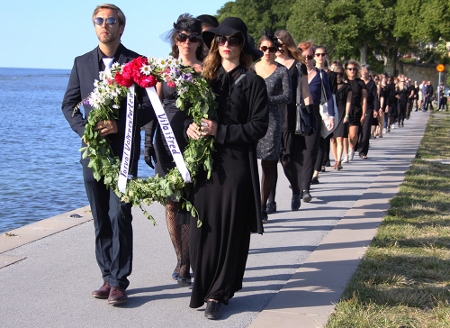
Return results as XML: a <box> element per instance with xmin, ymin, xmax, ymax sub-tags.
<box><xmin>216</xmin><ymin>35</ymin><xmax>241</xmax><ymax>47</ymax></box>
<box><xmin>177</xmin><ymin>32</ymin><xmax>201</xmax><ymax>43</ymax></box>
<box><xmin>260</xmin><ymin>46</ymin><xmax>277</xmax><ymax>53</ymax></box>
<box><xmin>305</xmin><ymin>55</ymin><xmax>314</xmax><ymax>60</ymax></box>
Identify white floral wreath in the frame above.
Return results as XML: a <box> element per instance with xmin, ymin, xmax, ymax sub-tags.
<box><xmin>77</xmin><ymin>56</ymin><xmax>217</xmax><ymax>226</ymax></box>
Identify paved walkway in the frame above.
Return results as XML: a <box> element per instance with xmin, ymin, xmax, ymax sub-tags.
<box><xmin>0</xmin><ymin>111</ymin><xmax>428</xmax><ymax>328</ymax></box>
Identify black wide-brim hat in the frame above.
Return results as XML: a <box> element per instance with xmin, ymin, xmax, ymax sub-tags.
<box><xmin>202</xmin><ymin>17</ymin><xmax>263</xmax><ymax>61</ymax></box>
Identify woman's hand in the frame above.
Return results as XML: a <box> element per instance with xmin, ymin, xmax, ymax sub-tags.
<box><xmin>327</xmin><ymin>117</ymin><xmax>335</xmax><ymax>130</ymax></box>
<box><xmin>186</xmin><ymin>119</ymin><xmax>217</xmax><ymax>140</ymax></box>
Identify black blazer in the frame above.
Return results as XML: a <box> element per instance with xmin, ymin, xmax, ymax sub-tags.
<box><xmin>62</xmin><ymin>44</ymin><xmax>154</xmax><ymax>174</ymax></box>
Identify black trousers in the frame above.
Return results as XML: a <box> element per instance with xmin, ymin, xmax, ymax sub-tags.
<box><xmin>300</xmin><ymin>105</ymin><xmax>320</xmax><ymax>194</ymax></box>
<box><xmin>357</xmin><ymin>112</ymin><xmax>373</xmax><ymax>156</ymax></box>
<box><xmin>81</xmin><ymin>159</ymin><xmax>133</xmax><ymax>290</ymax></box>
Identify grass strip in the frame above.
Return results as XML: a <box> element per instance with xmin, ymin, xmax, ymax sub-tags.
<box><xmin>326</xmin><ymin>112</ymin><xmax>450</xmax><ymax>328</ymax></box>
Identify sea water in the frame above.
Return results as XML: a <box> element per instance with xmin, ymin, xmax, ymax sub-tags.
<box><xmin>0</xmin><ymin>67</ymin><xmax>154</xmax><ymax>233</ymax></box>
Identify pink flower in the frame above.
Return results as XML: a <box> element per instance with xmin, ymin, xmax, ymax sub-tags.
<box><xmin>167</xmin><ymin>80</ymin><xmax>176</xmax><ymax>88</ymax></box>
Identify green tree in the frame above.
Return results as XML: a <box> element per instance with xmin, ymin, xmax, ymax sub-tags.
<box><xmin>216</xmin><ymin>0</ymin><xmax>292</xmax><ymax>40</ymax></box>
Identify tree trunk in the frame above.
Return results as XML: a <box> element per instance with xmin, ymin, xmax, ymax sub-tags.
<box><xmin>359</xmin><ymin>45</ymin><xmax>368</xmax><ymax>65</ymax></box>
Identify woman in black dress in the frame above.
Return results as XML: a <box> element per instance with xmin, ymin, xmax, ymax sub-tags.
<box><xmin>396</xmin><ymin>78</ymin><xmax>408</xmax><ymax>127</ymax></box>
<box><xmin>344</xmin><ymin>60</ymin><xmax>366</xmax><ymax>161</ymax></box>
<box><xmin>255</xmin><ymin>32</ymin><xmax>291</xmax><ymax>222</ymax></box>
<box><xmin>182</xmin><ymin>17</ymin><xmax>268</xmax><ymax>320</ymax></box>
<box><xmin>274</xmin><ymin>30</ymin><xmax>313</xmax><ymax>210</ymax></box>
<box><xmin>330</xmin><ymin>63</ymin><xmax>352</xmax><ymax>169</ymax></box>
<box><xmin>145</xmin><ymin>14</ymin><xmax>204</xmax><ymax>286</ymax></box>
<box><xmin>357</xmin><ymin>64</ymin><xmax>378</xmax><ymax>159</ymax></box>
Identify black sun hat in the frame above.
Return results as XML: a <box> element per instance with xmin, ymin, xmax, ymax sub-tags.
<box><xmin>202</xmin><ymin>17</ymin><xmax>262</xmax><ymax>61</ymax></box>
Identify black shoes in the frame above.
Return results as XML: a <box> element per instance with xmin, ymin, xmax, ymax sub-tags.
<box><xmin>205</xmin><ymin>300</ymin><xmax>221</xmax><ymax>320</ymax></box>
<box><xmin>266</xmin><ymin>201</ymin><xmax>277</xmax><ymax>214</ymax></box>
<box><xmin>302</xmin><ymin>191</ymin><xmax>312</xmax><ymax>203</ymax></box>
<box><xmin>177</xmin><ymin>277</ymin><xmax>191</xmax><ymax>286</ymax></box>
<box><xmin>291</xmin><ymin>194</ymin><xmax>301</xmax><ymax>211</ymax></box>
<box><xmin>261</xmin><ymin>209</ymin><xmax>268</xmax><ymax>223</ymax></box>
<box><xmin>311</xmin><ymin>177</ymin><xmax>319</xmax><ymax>184</ymax></box>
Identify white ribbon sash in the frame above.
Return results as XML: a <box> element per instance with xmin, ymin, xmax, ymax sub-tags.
<box><xmin>118</xmin><ymin>86</ymin><xmax>191</xmax><ymax>194</ymax></box>
<box><xmin>146</xmin><ymin>87</ymin><xmax>191</xmax><ymax>183</ymax></box>
<box><xmin>118</xmin><ymin>85</ymin><xmax>135</xmax><ymax>193</ymax></box>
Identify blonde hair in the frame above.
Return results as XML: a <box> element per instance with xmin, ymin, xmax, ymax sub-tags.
<box><xmin>274</xmin><ymin>30</ymin><xmax>304</xmax><ymax>63</ymax></box>
<box><xmin>93</xmin><ymin>4</ymin><xmax>126</xmax><ymax>26</ymax></box>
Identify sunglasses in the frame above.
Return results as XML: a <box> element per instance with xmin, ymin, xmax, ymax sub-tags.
<box><xmin>305</xmin><ymin>55</ymin><xmax>314</xmax><ymax>60</ymax></box>
<box><xmin>260</xmin><ymin>46</ymin><xmax>277</xmax><ymax>53</ymax></box>
<box><xmin>315</xmin><ymin>53</ymin><xmax>326</xmax><ymax>57</ymax></box>
<box><xmin>216</xmin><ymin>35</ymin><xmax>241</xmax><ymax>47</ymax></box>
<box><xmin>346</xmin><ymin>67</ymin><xmax>357</xmax><ymax>71</ymax></box>
<box><xmin>94</xmin><ymin>17</ymin><xmax>117</xmax><ymax>26</ymax></box>
<box><xmin>177</xmin><ymin>32</ymin><xmax>201</xmax><ymax>43</ymax></box>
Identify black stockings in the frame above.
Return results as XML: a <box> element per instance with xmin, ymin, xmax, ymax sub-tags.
<box><xmin>165</xmin><ymin>200</ymin><xmax>190</xmax><ymax>279</ymax></box>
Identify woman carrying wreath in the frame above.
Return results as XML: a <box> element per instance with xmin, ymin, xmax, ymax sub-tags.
<box><xmin>180</xmin><ymin>17</ymin><xmax>268</xmax><ymax>320</ymax></box>
<box><xmin>144</xmin><ymin>14</ymin><xmax>204</xmax><ymax>286</ymax></box>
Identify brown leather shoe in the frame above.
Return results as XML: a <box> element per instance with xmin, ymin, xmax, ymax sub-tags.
<box><xmin>108</xmin><ymin>286</ymin><xmax>128</xmax><ymax>305</ymax></box>
<box><xmin>92</xmin><ymin>281</ymin><xmax>110</xmax><ymax>299</ymax></box>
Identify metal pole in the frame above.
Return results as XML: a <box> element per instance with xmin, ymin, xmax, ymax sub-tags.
<box><xmin>438</xmin><ymin>72</ymin><xmax>442</xmax><ymax>109</ymax></box>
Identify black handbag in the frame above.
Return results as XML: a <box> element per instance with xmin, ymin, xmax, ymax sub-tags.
<box><xmin>295</xmin><ymin>63</ymin><xmax>313</xmax><ymax>136</ymax></box>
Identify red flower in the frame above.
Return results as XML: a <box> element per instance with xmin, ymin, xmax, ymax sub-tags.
<box><xmin>137</xmin><ymin>74</ymin><xmax>158</xmax><ymax>88</ymax></box>
<box><xmin>115</xmin><ymin>72</ymin><xmax>134</xmax><ymax>87</ymax></box>
<box><xmin>167</xmin><ymin>80</ymin><xmax>176</xmax><ymax>88</ymax></box>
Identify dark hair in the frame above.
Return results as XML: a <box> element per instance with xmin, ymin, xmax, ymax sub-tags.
<box><xmin>170</xmin><ymin>14</ymin><xmax>204</xmax><ymax>61</ymax></box>
<box><xmin>258</xmin><ymin>30</ymin><xmax>280</xmax><ymax>49</ymax></box>
<box><xmin>196</xmin><ymin>14</ymin><xmax>219</xmax><ymax>30</ymax></box>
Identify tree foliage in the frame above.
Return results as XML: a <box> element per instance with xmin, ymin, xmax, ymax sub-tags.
<box><xmin>215</xmin><ymin>0</ymin><xmax>450</xmax><ymax>70</ymax></box>
<box><xmin>216</xmin><ymin>0</ymin><xmax>292</xmax><ymax>40</ymax></box>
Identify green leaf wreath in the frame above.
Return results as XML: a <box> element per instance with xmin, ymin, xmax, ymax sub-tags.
<box><xmin>75</xmin><ymin>56</ymin><xmax>217</xmax><ymax>226</ymax></box>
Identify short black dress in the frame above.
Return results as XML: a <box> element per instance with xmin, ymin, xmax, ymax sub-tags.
<box><xmin>348</xmin><ymin>78</ymin><xmax>366</xmax><ymax>126</ymax></box>
<box><xmin>331</xmin><ymin>82</ymin><xmax>351</xmax><ymax>138</ymax></box>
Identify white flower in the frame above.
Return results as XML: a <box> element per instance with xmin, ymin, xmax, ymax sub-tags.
<box><xmin>140</xmin><ymin>64</ymin><xmax>152</xmax><ymax>75</ymax></box>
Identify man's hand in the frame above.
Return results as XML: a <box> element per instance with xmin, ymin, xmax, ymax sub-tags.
<box><xmin>95</xmin><ymin>120</ymin><xmax>118</xmax><ymax>136</ymax></box>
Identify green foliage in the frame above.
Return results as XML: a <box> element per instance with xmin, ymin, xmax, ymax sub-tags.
<box><xmin>217</xmin><ymin>0</ymin><xmax>292</xmax><ymax>40</ymax></box>
<box><xmin>216</xmin><ymin>0</ymin><xmax>449</xmax><ymax>72</ymax></box>
<box><xmin>82</xmin><ymin>58</ymin><xmax>217</xmax><ymax>227</ymax></box>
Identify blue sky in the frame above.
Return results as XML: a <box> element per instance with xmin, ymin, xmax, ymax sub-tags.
<box><xmin>1</xmin><ymin>0</ymin><xmax>228</xmax><ymax>69</ymax></box>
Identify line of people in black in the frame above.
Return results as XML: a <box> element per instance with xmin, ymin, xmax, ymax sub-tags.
<box><xmin>63</xmin><ymin>6</ymin><xmax>436</xmax><ymax>321</ymax></box>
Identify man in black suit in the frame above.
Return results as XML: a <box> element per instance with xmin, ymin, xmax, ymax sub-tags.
<box><xmin>62</xmin><ymin>4</ymin><xmax>153</xmax><ymax>305</ymax></box>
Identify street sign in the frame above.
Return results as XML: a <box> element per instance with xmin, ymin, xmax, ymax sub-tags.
<box><xmin>436</xmin><ymin>64</ymin><xmax>445</xmax><ymax>72</ymax></box>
